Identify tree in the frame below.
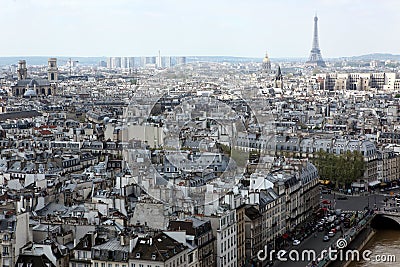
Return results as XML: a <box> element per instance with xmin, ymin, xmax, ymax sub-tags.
<box><xmin>313</xmin><ymin>150</ymin><xmax>365</xmax><ymax>189</ymax></box>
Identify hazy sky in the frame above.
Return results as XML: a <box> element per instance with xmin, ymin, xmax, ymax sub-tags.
<box><xmin>1</xmin><ymin>0</ymin><xmax>399</xmax><ymax>58</ymax></box>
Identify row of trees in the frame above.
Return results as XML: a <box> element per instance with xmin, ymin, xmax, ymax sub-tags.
<box><xmin>313</xmin><ymin>150</ymin><xmax>365</xmax><ymax>189</ymax></box>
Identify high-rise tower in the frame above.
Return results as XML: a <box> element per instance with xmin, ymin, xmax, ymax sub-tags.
<box><xmin>306</xmin><ymin>15</ymin><xmax>326</xmax><ymax>67</ymax></box>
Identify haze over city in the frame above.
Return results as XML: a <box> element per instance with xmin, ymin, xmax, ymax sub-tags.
<box><xmin>1</xmin><ymin>0</ymin><xmax>399</xmax><ymax>58</ymax></box>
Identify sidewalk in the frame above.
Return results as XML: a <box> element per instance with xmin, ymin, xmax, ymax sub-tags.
<box><xmin>329</xmin><ymin>190</ymin><xmax>369</xmax><ymax>197</ymax></box>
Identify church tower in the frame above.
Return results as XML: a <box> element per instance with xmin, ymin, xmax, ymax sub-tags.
<box><xmin>274</xmin><ymin>65</ymin><xmax>283</xmax><ymax>89</ymax></box>
<box><xmin>47</xmin><ymin>58</ymin><xmax>58</xmax><ymax>82</ymax></box>
<box><xmin>17</xmin><ymin>60</ymin><xmax>28</xmax><ymax>80</ymax></box>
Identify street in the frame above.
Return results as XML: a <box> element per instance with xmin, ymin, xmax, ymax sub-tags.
<box><xmin>271</xmin><ymin>191</ymin><xmax>392</xmax><ymax>267</ymax></box>
<box><xmin>323</xmin><ymin>193</ymin><xmax>386</xmax><ymax>211</ymax></box>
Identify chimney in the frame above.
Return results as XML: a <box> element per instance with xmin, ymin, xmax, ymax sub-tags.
<box><xmin>120</xmin><ymin>233</ymin><xmax>131</xmax><ymax>247</ymax></box>
<box><xmin>120</xmin><ymin>234</ymin><xmax>126</xmax><ymax>246</ymax></box>
<box><xmin>90</xmin><ymin>231</ymin><xmax>97</xmax><ymax>246</ymax></box>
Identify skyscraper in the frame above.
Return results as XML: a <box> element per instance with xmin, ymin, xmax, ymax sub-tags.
<box><xmin>176</xmin><ymin>56</ymin><xmax>186</xmax><ymax>65</ymax></box>
<box><xmin>157</xmin><ymin>50</ymin><xmax>162</xmax><ymax>68</ymax></box>
<box><xmin>306</xmin><ymin>14</ymin><xmax>326</xmax><ymax>67</ymax></box>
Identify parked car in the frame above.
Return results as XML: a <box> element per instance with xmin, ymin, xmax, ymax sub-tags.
<box><xmin>293</xmin><ymin>240</ymin><xmax>301</xmax><ymax>246</ymax></box>
<box><xmin>323</xmin><ymin>235</ymin><xmax>330</xmax><ymax>242</ymax></box>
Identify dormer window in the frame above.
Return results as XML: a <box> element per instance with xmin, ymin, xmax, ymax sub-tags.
<box><xmin>135</xmin><ymin>252</ymin><xmax>141</xmax><ymax>258</ymax></box>
<box><xmin>151</xmin><ymin>253</ymin><xmax>156</xmax><ymax>260</ymax></box>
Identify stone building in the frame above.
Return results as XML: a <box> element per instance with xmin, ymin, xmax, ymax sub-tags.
<box><xmin>11</xmin><ymin>59</ymin><xmax>58</xmax><ymax>97</ymax></box>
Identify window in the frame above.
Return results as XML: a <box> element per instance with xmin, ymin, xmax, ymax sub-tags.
<box><xmin>95</xmin><ymin>263</ymin><xmax>99</xmax><ymax>267</ymax></box>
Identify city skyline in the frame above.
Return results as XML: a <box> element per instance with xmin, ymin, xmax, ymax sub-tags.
<box><xmin>1</xmin><ymin>0</ymin><xmax>399</xmax><ymax>58</ymax></box>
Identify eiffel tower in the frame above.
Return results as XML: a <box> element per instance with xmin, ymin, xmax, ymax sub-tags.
<box><xmin>306</xmin><ymin>14</ymin><xmax>326</xmax><ymax>67</ymax></box>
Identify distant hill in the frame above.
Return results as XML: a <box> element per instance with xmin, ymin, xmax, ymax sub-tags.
<box><xmin>340</xmin><ymin>53</ymin><xmax>400</xmax><ymax>61</ymax></box>
<box><xmin>0</xmin><ymin>53</ymin><xmax>399</xmax><ymax>67</ymax></box>
<box><xmin>187</xmin><ymin>56</ymin><xmax>261</xmax><ymax>63</ymax></box>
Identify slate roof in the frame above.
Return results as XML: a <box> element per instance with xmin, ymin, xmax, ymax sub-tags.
<box><xmin>16</xmin><ymin>254</ymin><xmax>55</xmax><ymax>267</ymax></box>
<box><xmin>130</xmin><ymin>232</ymin><xmax>187</xmax><ymax>262</ymax></box>
<box><xmin>13</xmin><ymin>78</ymin><xmax>50</xmax><ymax>87</ymax></box>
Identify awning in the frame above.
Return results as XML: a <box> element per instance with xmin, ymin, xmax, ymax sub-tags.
<box><xmin>368</xmin><ymin>181</ymin><xmax>380</xmax><ymax>187</ymax></box>
<box><xmin>319</xmin><ymin>180</ymin><xmax>331</xmax><ymax>185</ymax></box>
<box><xmin>351</xmin><ymin>182</ymin><xmax>365</xmax><ymax>188</ymax></box>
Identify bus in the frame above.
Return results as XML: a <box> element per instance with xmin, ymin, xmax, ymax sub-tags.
<box><xmin>344</xmin><ymin>213</ymin><xmax>356</xmax><ymax>228</ymax></box>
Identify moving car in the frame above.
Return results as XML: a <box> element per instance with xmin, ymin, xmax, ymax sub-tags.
<box><xmin>328</xmin><ymin>231</ymin><xmax>335</xmax><ymax>237</ymax></box>
<box><xmin>323</xmin><ymin>235</ymin><xmax>330</xmax><ymax>242</ymax></box>
<box><xmin>293</xmin><ymin>240</ymin><xmax>301</xmax><ymax>246</ymax></box>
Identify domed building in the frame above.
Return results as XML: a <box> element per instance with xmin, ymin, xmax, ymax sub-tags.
<box><xmin>23</xmin><ymin>79</ymin><xmax>39</xmax><ymax>98</ymax></box>
<box><xmin>262</xmin><ymin>51</ymin><xmax>271</xmax><ymax>73</ymax></box>
<box><xmin>11</xmin><ymin>59</ymin><xmax>58</xmax><ymax>97</ymax></box>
